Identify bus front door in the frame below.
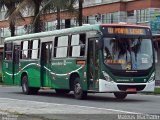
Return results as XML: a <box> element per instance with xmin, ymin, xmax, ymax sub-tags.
<box><xmin>88</xmin><ymin>38</ymin><xmax>99</xmax><ymax>90</ymax></box>
<box><xmin>13</xmin><ymin>45</ymin><xmax>20</xmax><ymax>84</ymax></box>
<box><xmin>41</xmin><ymin>42</ymin><xmax>52</xmax><ymax>87</ymax></box>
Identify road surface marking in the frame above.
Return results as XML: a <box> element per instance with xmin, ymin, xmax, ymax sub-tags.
<box><xmin>0</xmin><ymin>98</ymin><xmax>139</xmax><ymax>114</ymax></box>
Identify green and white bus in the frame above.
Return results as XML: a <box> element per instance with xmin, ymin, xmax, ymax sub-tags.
<box><xmin>2</xmin><ymin>24</ymin><xmax>155</xmax><ymax>99</ymax></box>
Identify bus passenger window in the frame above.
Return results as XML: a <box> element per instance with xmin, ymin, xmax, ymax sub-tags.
<box><xmin>4</xmin><ymin>43</ymin><xmax>13</xmax><ymax>60</ymax></box>
<box><xmin>53</xmin><ymin>37</ymin><xmax>58</xmax><ymax>58</ymax></box>
<box><xmin>80</xmin><ymin>34</ymin><xmax>86</xmax><ymax>56</ymax></box>
<box><xmin>22</xmin><ymin>54</ymin><xmax>27</xmax><ymax>59</ymax></box>
<box><xmin>31</xmin><ymin>40</ymin><xmax>39</xmax><ymax>59</ymax></box>
<box><xmin>5</xmin><ymin>52</ymin><xmax>12</xmax><ymax>60</ymax></box>
<box><xmin>54</xmin><ymin>36</ymin><xmax>68</xmax><ymax>58</ymax></box>
<box><xmin>80</xmin><ymin>44</ymin><xmax>85</xmax><ymax>56</ymax></box>
<box><xmin>20</xmin><ymin>41</ymin><xmax>29</xmax><ymax>59</ymax></box>
<box><xmin>70</xmin><ymin>34</ymin><xmax>86</xmax><ymax>57</ymax></box>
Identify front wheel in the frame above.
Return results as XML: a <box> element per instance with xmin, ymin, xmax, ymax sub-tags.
<box><xmin>73</xmin><ymin>77</ymin><xmax>87</xmax><ymax>99</ymax></box>
<box><xmin>114</xmin><ymin>92</ymin><xmax>127</xmax><ymax>100</ymax></box>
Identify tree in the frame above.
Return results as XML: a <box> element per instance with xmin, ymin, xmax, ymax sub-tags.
<box><xmin>39</xmin><ymin>0</ymin><xmax>77</xmax><ymax>29</ymax></box>
<box><xmin>12</xmin><ymin>0</ymin><xmax>43</xmax><ymax>33</ymax></box>
<box><xmin>0</xmin><ymin>0</ymin><xmax>22</xmax><ymax>36</ymax></box>
<box><xmin>14</xmin><ymin>0</ymin><xmax>76</xmax><ymax>32</ymax></box>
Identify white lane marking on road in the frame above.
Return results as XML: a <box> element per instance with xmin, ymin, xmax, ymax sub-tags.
<box><xmin>0</xmin><ymin>98</ymin><xmax>139</xmax><ymax>114</ymax></box>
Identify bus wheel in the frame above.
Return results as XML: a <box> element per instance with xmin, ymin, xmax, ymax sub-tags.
<box><xmin>22</xmin><ymin>75</ymin><xmax>39</xmax><ymax>95</ymax></box>
<box><xmin>55</xmin><ymin>89</ymin><xmax>70</xmax><ymax>94</ymax></box>
<box><xmin>114</xmin><ymin>92</ymin><xmax>127</xmax><ymax>100</ymax></box>
<box><xmin>73</xmin><ymin>77</ymin><xmax>87</xmax><ymax>99</ymax></box>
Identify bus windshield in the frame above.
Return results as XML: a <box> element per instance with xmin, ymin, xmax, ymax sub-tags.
<box><xmin>103</xmin><ymin>37</ymin><xmax>153</xmax><ymax>70</ymax></box>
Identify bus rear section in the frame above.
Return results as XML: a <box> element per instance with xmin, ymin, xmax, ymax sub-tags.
<box><xmin>95</xmin><ymin>25</ymin><xmax>155</xmax><ymax>99</ymax></box>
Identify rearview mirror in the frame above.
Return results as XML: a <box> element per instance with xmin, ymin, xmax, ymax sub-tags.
<box><xmin>153</xmin><ymin>41</ymin><xmax>158</xmax><ymax>63</ymax></box>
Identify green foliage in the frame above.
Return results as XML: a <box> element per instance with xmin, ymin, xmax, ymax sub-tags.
<box><xmin>0</xmin><ymin>0</ymin><xmax>81</xmax><ymax>35</ymax></box>
<box><xmin>38</xmin><ymin>0</ymin><xmax>77</xmax><ymax>29</ymax></box>
<box><xmin>11</xmin><ymin>0</ymin><xmax>77</xmax><ymax>32</ymax></box>
<box><xmin>0</xmin><ymin>0</ymin><xmax>23</xmax><ymax>36</ymax></box>
<box><xmin>154</xmin><ymin>87</ymin><xmax>160</xmax><ymax>94</ymax></box>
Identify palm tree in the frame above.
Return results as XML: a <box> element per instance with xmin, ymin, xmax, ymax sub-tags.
<box><xmin>13</xmin><ymin>0</ymin><xmax>76</xmax><ymax>32</ymax></box>
<box><xmin>40</xmin><ymin>0</ymin><xmax>77</xmax><ymax>29</ymax></box>
<box><xmin>0</xmin><ymin>0</ymin><xmax>22</xmax><ymax>36</ymax></box>
<box><xmin>12</xmin><ymin>0</ymin><xmax>43</xmax><ymax>33</ymax></box>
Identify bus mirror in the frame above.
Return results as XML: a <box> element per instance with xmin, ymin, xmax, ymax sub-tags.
<box><xmin>153</xmin><ymin>41</ymin><xmax>158</xmax><ymax>63</ymax></box>
<box><xmin>154</xmin><ymin>41</ymin><xmax>158</xmax><ymax>52</ymax></box>
<box><xmin>155</xmin><ymin>50</ymin><xmax>158</xmax><ymax>63</ymax></box>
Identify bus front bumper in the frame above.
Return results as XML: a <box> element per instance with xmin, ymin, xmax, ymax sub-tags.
<box><xmin>99</xmin><ymin>79</ymin><xmax>155</xmax><ymax>93</ymax></box>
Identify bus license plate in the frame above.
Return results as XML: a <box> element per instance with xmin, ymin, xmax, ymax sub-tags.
<box><xmin>126</xmin><ymin>88</ymin><xmax>137</xmax><ymax>92</ymax></box>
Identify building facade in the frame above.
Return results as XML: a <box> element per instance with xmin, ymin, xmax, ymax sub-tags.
<box><xmin>1</xmin><ymin>0</ymin><xmax>160</xmax><ymax>38</ymax></box>
<box><xmin>0</xmin><ymin>0</ymin><xmax>160</xmax><ymax>80</ymax></box>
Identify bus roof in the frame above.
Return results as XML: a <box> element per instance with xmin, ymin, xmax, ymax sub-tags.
<box><xmin>4</xmin><ymin>24</ymin><xmax>100</xmax><ymax>42</ymax></box>
<box><xmin>5</xmin><ymin>24</ymin><xmax>150</xmax><ymax>42</ymax></box>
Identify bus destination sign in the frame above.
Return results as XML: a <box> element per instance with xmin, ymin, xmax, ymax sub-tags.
<box><xmin>107</xmin><ymin>27</ymin><xmax>146</xmax><ymax>35</ymax></box>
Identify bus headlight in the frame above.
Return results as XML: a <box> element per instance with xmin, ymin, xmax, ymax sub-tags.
<box><xmin>148</xmin><ymin>72</ymin><xmax>155</xmax><ymax>83</ymax></box>
<box><xmin>102</xmin><ymin>71</ymin><xmax>113</xmax><ymax>82</ymax></box>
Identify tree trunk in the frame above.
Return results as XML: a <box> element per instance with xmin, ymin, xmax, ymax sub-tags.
<box><xmin>57</xmin><ymin>7</ymin><xmax>61</xmax><ymax>30</ymax></box>
<box><xmin>7</xmin><ymin>2</ymin><xmax>16</xmax><ymax>36</ymax></box>
<box><xmin>33</xmin><ymin>0</ymin><xmax>42</xmax><ymax>33</ymax></box>
<box><xmin>9</xmin><ymin>22</ymin><xmax>15</xmax><ymax>37</ymax></box>
<box><xmin>78</xmin><ymin>0</ymin><xmax>83</xmax><ymax>26</ymax></box>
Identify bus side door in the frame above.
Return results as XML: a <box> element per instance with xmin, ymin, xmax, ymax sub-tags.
<box><xmin>88</xmin><ymin>38</ymin><xmax>99</xmax><ymax>90</ymax></box>
<box><xmin>3</xmin><ymin>43</ymin><xmax>13</xmax><ymax>85</ymax></box>
<box><xmin>13</xmin><ymin>45</ymin><xmax>20</xmax><ymax>84</ymax></box>
<box><xmin>41</xmin><ymin>42</ymin><xmax>53</xmax><ymax>87</ymax></box>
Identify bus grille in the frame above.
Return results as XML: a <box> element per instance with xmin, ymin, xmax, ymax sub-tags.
<box><xmin>117</xmin><ymin>85</ymin><xmax>146</xmax><ymax>91</ymax></box>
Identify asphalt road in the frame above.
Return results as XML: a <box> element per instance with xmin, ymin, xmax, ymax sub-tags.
<box><xmin>0</xmin><ymin>86</ymin><xmax>160</xmax><ymax>115</ymax></box>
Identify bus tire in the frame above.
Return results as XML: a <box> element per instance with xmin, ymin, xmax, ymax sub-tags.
<box><xmin>73</xmin><ymin>77</ymin><xmax>87</xmax><ymax>99</ymax></box>
<box><xmin>55</xmin><ymin>89</ymin><xmax>70</xmax><ymax>94</ymax></box>
<box><xmin>22</xmin><ymin>75</ymin><xmax>39</xmax><ymax>95</ymax></box>
<box><xmin>114</xmin><ymin>92</ymin><xmax>127</xmax><ymax>100</ymax></box>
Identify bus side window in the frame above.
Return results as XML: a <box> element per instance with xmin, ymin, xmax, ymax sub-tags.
<box><xmin>6</xmin><ymin>52</ymin><xmax>12</xmax><ymax>60</ymax></box>
<box><xmin>4</xmin><ymin>43</ymin><xmax>13</xmax><ymax>60</ymax></box>
<box><xmin>31</xmin><ymin>40</ymin><xmax>40</xmax><ymax>59</ymax></box>
<box><xmin>54</xmin><ymin>36</ymin><xmax>68</xmax><ymax>58</ymax></box>
<box><xmin>53</xmin><ymin>37</ymin><xmax>58</xmax><ymax>58</ymax></box>
<box><xmin>70</xmin><ymin>34</ymin><xmax>80</xmax><ymax>57</ymax></box>
<box><xmin>20</xmin><ymin>41</ymin><xmax>29</xmax><ymax>59</ymax></box>
<box><xmin>70</xmin><ymin>33</ymin><xmax>86</xmax><ymax>57</ymax></box>
<box><xmin>80</xmin><ymin>34</ymin><xmax>86</xmax><ymax>56</ymax></box>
